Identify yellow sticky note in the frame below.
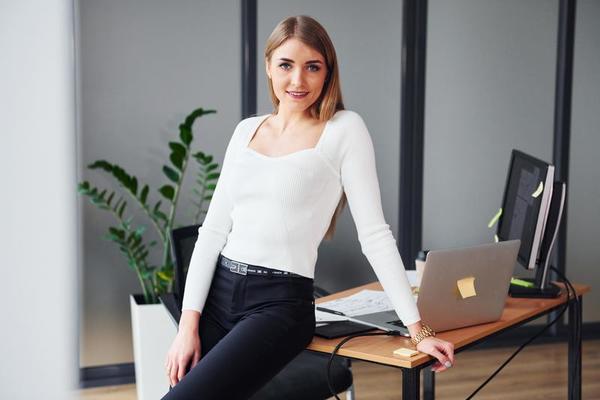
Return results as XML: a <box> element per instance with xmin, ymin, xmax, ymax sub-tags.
<box><xmin>532</xmin><ymin>182</ymin><xmax>544</xmax><ymax>198</ymax></box>
<box><xmin>393</xmin><ymin>347</ymin><xmax>420</xmax><ymax>358</ymax></box>
<box><xmin>457</xmin><ymin>277</ymin><xmax>477</xmax><ymax>299</ymax></box>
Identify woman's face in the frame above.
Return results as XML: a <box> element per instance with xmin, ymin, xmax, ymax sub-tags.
<box><xmin>266</xmin><ymin>38</ymin><xmax>328</xmax><ymax>115</ymax></box>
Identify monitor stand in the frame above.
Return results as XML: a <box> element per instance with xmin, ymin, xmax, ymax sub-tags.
<box><xmin>509</xmin><ymin>278</ymin><xmax>561</xmax><ymax>298</ymax></box>
<box><xmin>508</xmin><ymin>182</ymin><xmax>566</xmax><ymax>300</ymax></box>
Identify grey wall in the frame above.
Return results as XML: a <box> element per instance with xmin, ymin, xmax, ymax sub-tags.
<box><xmin>78</xmin><ymin>0</ymin><xmax>240</xmax><ymax>367</ymax></box>
<box><xmin>424</xmin><ymin>0</ymin><xmax>556</xmax><ymax>250</ymax></box>
<box><xmin>568</xmin><ymin>0</ymin><xmax>600</xmax><ymax>322</ymax></box>
<box><xmin>257</xmin><ymin>0</ymin><xmax>405</xmax><ymax>294</ymax></box>
<box><xmin>1</xmin><ymin>1</ymin><xmax>78</xmax><ymax>398</ymax></box>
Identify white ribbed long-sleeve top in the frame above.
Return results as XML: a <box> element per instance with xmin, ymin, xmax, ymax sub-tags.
<box><xmin>181</xmin><ymin>110</ymin><xmax>421</xmax><ymax>326</ymax></box>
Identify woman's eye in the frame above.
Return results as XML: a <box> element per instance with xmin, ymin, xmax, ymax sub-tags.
<box><xmin>307</xmin><ymin>64</ymin><xmax>321</xmax><ymax>72</ymax></box>
<box><xmin>279</xmin><ymin>63</ymin><xmax>291</xmax><ymax>70</ymax></box>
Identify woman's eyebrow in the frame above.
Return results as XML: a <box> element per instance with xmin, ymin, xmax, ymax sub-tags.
<box><xmin>278</xmin><ymin>57</ymin><xmax>323</xmax><ymax>64</ymax></box>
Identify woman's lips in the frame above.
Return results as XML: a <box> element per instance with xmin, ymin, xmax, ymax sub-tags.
<box><xmin>287</xmin><ymin>91</ymin><xmax>309</xmax><ymax>99</ymax></box>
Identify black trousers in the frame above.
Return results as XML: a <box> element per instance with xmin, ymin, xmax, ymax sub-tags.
<box><xmin>161</xmin><ymin>254</ymin><xmax>316</xmax><ymax>400</ymax></box>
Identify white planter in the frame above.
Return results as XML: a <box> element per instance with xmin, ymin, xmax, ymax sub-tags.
<box><xmin>130</xmin><ymin>294</ymin><xmax>178</xmax><ymax>400</ymax></box>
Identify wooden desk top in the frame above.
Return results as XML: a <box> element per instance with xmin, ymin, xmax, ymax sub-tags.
<box><xmin>307</xmin><ymin>281</ymin><xmax>590</xmax><ymax>369</ymax></box>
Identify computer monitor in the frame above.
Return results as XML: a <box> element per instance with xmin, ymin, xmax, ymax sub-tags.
<box><xmin>496</xmin><ymin>149</ymin><xmax>564</xmax><ymax>298</ymax></box>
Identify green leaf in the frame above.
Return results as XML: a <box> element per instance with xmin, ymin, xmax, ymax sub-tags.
<box><xmin>130</xmin><ymin>235</ymin><xmax>142</xmax><ymax>249</ymax></box>
<box><xmin>170</xmin><ymin>152</ymin><xmax>184</xmax><ymax>171</ymax></box>
<box><xmin>206</xmin><ymin>172</ymin><xmax>220</xmax><ymax>181</ymax></box>
<box><xmin>154</xmin><ymin>209</ymin><xmax>168</xmax><ymax>222</ymax></box>
<box><xmin>118</xmin><ymin>200</ymin><xmax>127</xmax><ymax>218</ymax></box>
<box><xmin>157</xmin><ymin>270</ymin><xmax>174</xmax><ymax>282</ymax></box>
<box><xmin>109</xmin><ymin>227</ymin><xmax>125</xmax><ymax>240</ymax></box>
<box><xmin>88</xmin><ymin>160</ymin><xmax>113</xmax><ymax>172</ymax></box>
<box><xmin>77</xmin><ymin>181</ymin><xmax>90</xmax><ymax>193</ymax></box>
<box><xmin>140</xmin><ymin>185</ymin><xmax>149</xmax><ymax>205</ymax></box>
<box><xmin>180</xmin><ymin>125</ymin><xmax>192</xmax><ymax>146</ymax></box>
<box><xmin>133</xmin><ymin>241</ymin><xmax>146</xmax><ymax>258</ymax></box>
<box><xmin>203</xmin><ymin>195</ymin><xmax>213</xmax><ymax>201</ymax></box>
<box><xmin>169</xmin><ymin>142</ymin><xmax>187</xmax><ymax>157</ymax></box>
<box><xmin>130</xmin><ymin>177</ymin><xmax>138</xmax><ymax>196</ymax></box>
<box><xmin>136</xmin><ymin>250</ymin><xmax>149</xmax><ymax>262</ymax></box>
<box><xmin>113</xmin><ymin>198</ymin><xmax>122</xmax><ymax>212</ymax></box>
<box><xmin>183</xmin><ymin>108</ymin><xmax>216</xmax><ymax>129</ymax></box>
<box><xmin>163</xmin><ymin>165</ymin><xmax>180</xmax><ymax>183</ymax></box>
<box><xmin>159</xmin><ymin>185</ymin><xmax>175</xmax><ymax>201</ymax></box>
<box><xmin>140</xmin><ymin>268</ymin><xmax>152</xmax><ymax>279</ymax></box>
<box><xmin>204</xmin><ymin>183</ymin><xmax>216</xmax><ymax>190</ymax></box>
<box><xmin>107</xmin><ymin>191</ymin><xmax>115</xmax><ymax>206</ymax></box>
<box><xmin>206</xmin><ymin>163</ymin><xmax>219</xmax><ymax>172</ymax></box>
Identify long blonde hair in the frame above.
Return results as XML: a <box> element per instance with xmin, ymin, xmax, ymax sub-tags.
<box><xmin>265</xmin><ymin>15</ymin><xmax>346</xmax><ymax>240</ymax></box>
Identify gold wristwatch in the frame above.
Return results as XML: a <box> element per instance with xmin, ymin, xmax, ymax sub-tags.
<box><xmin>410</xmin><ymin>323</ymin><xmax>436</xmax><ymax>346</ymax></box>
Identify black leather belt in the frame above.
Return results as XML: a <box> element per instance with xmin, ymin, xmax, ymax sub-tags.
<box><xmin>218</xmin><ymin>254</ymin><xmax>306</xmax><ymax>279</ymax></box>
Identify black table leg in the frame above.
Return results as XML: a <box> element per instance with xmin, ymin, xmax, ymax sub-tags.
<box><xmin>423</xmin><ymin>366</ymin><xmax>435</xmax><ymax>400</ymax></box>
<box><xmin>568</xmin><ymin>295</ymin><xmax>582</xmax><ymax>400</ymax></box>
<box><xmin>402</xmin><ymin>367</ymin><xmax>420</xmax><ymax>399</ymax></box>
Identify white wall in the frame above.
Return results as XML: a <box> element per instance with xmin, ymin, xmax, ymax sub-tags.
<box><xmin>0</xmin><ymin>1</ymin><xmax>78</xmax><ymax>399</ymax></box>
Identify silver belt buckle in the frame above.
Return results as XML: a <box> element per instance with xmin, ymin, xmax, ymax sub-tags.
<box><xmin>229</xmin><ymin>260</ymin><xmax>248</xmax><ymax>275</ymax></box>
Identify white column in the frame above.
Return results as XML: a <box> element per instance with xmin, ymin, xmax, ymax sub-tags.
<box><xmin>0</xmin><ymin>1</ymin><xmax>78</xmax><ymax>399</ymax></box>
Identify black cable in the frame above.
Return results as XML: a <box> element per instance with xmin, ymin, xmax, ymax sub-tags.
<box><xmin>326</xmin><ymin>330</ymin><xmax>403</xmax><ymax>399</ymax></box>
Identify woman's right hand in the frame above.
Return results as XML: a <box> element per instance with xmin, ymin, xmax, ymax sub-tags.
<box><xmin>165</xmin><ymin>312</ymin><xmax>202</xmax><ymax>387</ymax></box>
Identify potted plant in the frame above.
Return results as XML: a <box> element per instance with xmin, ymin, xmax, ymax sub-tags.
<box><xmin>78</xmin><ymin>107</ymin><xmax>221</xmax><ymax>400</ymax></box>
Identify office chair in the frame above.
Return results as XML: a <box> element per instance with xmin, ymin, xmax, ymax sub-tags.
<box><xmin>159</xmin><ymin>225</ymin><xmax>355</xmax><ymax>400</ymax></box>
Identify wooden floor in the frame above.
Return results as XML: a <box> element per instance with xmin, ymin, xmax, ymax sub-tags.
<box><xmin>78</xmin><ymin>340</ymin><xmax>600</xmax><ymax>399</ymax></box>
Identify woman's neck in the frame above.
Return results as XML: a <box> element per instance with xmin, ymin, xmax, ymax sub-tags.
<box><xmin>271</xmin><ymin>108</ymin><xmax>314</xmax><ymax>135</ymax></box>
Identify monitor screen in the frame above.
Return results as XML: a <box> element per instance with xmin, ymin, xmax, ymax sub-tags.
<box><xmin>497</xmin><ymin>150</ymin><xmax>554</xmax><ymax>270</ymax></box>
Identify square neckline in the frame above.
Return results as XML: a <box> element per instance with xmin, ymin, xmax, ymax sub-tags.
<box><xmin>244</xmin><ymin>113</ymin><xmax>335</xmax><ymax>160</ymax></box>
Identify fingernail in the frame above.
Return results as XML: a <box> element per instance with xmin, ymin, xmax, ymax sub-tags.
<box><xmin>444</xmin><ymin>361</ymin><xmax>452</xmax><ymax>368</ymax></box>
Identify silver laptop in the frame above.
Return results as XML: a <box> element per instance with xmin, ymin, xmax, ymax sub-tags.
<box><xmin>351</xmin><ymin>240</ymin><xmax>521</xmax><ymax>335</ymax></box>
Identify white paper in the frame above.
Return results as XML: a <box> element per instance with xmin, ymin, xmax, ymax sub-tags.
<box><xmin>314</xmin><ymin>283</ymin><xmax>420</xmax><ymax>326</ymax></box>
<box><xmin>317</xmin><ymin>289</ymin><xmax>395</xmax><ymax>317</ymax></box>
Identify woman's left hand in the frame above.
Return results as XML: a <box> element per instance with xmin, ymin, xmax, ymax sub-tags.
<box><xmin>416</xmin><ymin>336</ymin><xmax>455</xmax><ymax>372</ymax></box>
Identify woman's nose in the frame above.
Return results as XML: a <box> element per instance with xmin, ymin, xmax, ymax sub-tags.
<box><xmin>290</xmin><ymin>69</ymin><xmax>305</xmax><ymax>86</ymax></box>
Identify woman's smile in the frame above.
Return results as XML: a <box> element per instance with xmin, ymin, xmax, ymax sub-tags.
<box><xmin>286</xmin><ymin>90</ymin><xmax>309</xmax><ymax>99</ymax></box>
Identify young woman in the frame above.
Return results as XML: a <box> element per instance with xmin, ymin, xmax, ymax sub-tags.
<box><xmin>163</xmin><ymin>15</ymin><xmax>454</xmax><ymax>400</ymax></box>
